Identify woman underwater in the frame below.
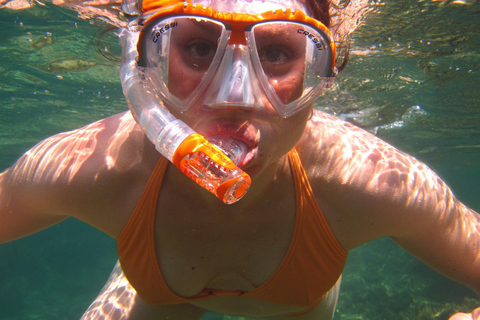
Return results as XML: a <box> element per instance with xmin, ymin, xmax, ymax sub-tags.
<box><xmin>0</xmin><ymin>0</ymin><xmax>479</xmax><ymax>319</ymax></box>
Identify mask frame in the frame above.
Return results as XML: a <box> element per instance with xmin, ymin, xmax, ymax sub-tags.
<box><xmin>136</xmin><ymin>2</ymin><xmax>337</xmax><ymax>117</ymax></box>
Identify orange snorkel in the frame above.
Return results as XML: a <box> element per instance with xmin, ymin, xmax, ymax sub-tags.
<box><xmin>120</xmin><ymin>0</ymin><xmax>251</xmax><ymax>204</ymax></box>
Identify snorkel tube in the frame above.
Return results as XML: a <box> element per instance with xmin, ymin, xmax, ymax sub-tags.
<box><xmin>119</xmin><ymin>4</ymin><xmax>251</xmax><ymax>204</ymax></box>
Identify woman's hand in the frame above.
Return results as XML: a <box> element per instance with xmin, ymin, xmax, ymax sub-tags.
<box><xmin>449</xmin><ymin>307</ymin><xmax>480</xmax><ymax>320</ymax></box>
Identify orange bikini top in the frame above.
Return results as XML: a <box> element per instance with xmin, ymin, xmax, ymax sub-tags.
<box><xmin>117</xmin><ymin>148</ymin><xmax>347</xmax><ymax>308</ymax></box>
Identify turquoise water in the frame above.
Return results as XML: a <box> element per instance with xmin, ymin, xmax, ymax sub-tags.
<box><xmin>0</xmin><ymin>1</ymin><xmax>479</xmax><ymax>319</ymax></box>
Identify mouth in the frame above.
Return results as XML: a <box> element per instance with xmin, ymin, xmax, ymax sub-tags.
<box><xmin>207</xmin><ymin>135</ymin><xmax>248</xmax><ymax>165</ymax></box>
<box><xmin>201</xmin><ymin>121</ymin><xmax>259</xmax><ymax>168</ymax></box>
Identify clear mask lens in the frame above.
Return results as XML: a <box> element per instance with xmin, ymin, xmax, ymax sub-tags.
<box><xmin>139</xmin><ymin>15</ymin><xmax>334</xmax><ymax>117</ymax></box>
<box><xmin>249</xmin><ymin>21</ymin><xmax>334</xmax><ymax>116</ymax></box>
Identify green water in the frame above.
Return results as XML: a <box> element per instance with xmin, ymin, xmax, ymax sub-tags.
<box><xmin>0</xmin><ymin>0</ymin><xmax>479</xmax><ymax>319</ymax></box>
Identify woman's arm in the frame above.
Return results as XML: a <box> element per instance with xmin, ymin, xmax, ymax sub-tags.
<box><xmin>391</xmin><ymin>191</ymin><xmax>480</xmax><ymax>295</ymax></box>
<box><xmin>0</xmin><ymin>112</ymin><xmax>153</xmax><ymax>243</ymax></box>
<box><xmin>304</xmin><ymin>112</ymin><xmax>480</xmax><ymax>295</ymax></box>
<box><xmin>0</xmin><ymin>149</ymin><xmax>69</xmax><ymax>244</ymax></box>
<box><xmin>362</xmin><ymin>135</ymin><xmax>480</xmax><ymax>294</ymax></box>
<box><xmin>0</xmin><ymin>168</ymin><xmax>68</xmax><ymax>243</ymax></box>
<box><xmin>0</xmin><ymin>117</ymin><xmax>111</xmax><ymax>243</ymax></box>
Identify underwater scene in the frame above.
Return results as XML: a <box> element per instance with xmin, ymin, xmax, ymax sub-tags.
<box><xmin>0</xmin><ymin>0</ymin><xmax>479</xmax><ymax>319</ymax></box>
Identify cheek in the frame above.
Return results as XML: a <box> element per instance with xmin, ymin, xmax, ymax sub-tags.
<box><xmin>268</xmin><ymin>61</ymin><xmax>305</xmax><ymax>104</ymax></box>
<box><xmin>167</xmin><ymin>53</ymin><xmax>203</xmax><ymax>100</ymax></box>
<box><xmin>269</xmin><ymin>76</ymin><xmax>304</xmax><ymax>103</ymax></box>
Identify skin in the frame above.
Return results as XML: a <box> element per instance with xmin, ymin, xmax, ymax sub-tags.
<box><xmin>1</xmin><ymin>107</ymin><xmax>479</xmax><ymax>319</ymax></box>
<box><xmin>1</xmin><ymin>0</ymin><xmax>479</xmax><ymax>319</ymax></box>
<box><xmin>449</xmin><ymin>308</ymin><xmax>480</xmax><ymax>320</ymax></box>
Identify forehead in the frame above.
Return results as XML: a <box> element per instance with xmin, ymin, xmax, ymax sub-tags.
<box><xmin>190</xmin><ymin>0</ymin><xmax>310</xmax><ymax>15</ymax></box>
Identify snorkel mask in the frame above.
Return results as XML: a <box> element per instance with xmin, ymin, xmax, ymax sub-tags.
<box><xmin>120</xmin><ymin>0</ymin><xmax>336</xmax><ymax>204</ymax></box>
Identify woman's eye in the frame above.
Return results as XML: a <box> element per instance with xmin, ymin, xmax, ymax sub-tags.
<box><xmin>260</xmin><ymin>46</ymin><xmax>291</xmax><ymax>64</ymax></box>
<box><xmin>186</xmin><ymin>41</ymin><xmax>216</xmax><ymax>58</ymax></box>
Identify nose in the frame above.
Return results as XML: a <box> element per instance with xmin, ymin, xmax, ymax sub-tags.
<box><xmin>202</xmin><ymin>44</ymin><xmax>265</xmax><ymax>111</ymax></box>
<box><xmin>227</xmin><ymin>50</ymin><xmax>252</xmax><ymax>103</ymax></box>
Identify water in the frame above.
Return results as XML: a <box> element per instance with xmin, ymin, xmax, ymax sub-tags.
<box><xmin>0</xmin><ymin>0</ymin><xmax>479</xmax><ymax>319</ymax></box>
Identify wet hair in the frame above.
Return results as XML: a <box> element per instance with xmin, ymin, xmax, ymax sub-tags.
<box><xmin>303</xmin><ymin>0</ymin><xmax>370</xmax><ymax>72</ymax></box>
<box><xmin>304</xmin><ymin>0</ymin><xmax>332</xmax><ymax>27</ymax></box>
<box><xmin>97</xmin><ymin>26</ymin><xmax>122</xmax><ymax>62</ymax></box>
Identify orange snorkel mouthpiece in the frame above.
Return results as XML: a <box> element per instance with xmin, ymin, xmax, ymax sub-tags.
<box><xmin>172</xmin><ymin>134</ymin><xmax>251</xmax><ymax>204</ymax></box>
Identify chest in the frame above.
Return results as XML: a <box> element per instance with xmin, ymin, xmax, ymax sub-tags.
<box><xmin>153</xmin><ymin>182</ymin><xmax>297</xmax><ymax>296</ymax></box>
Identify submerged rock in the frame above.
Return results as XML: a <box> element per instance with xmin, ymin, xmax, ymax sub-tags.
<box><xmin>38</xmin><ymin>59</ymin><xmax>97</xmax><ymax>73</ymax></box>
<box><xmin>31</xmin><ymin>35</ymin><xmax>54</xmax><ymax>50</ymax></box>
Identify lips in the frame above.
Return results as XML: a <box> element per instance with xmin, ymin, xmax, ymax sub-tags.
<box><xmin>206</xmin><ymin>122</ymin><xmax>258</xmax><ymax>145</ymax></box>
<box><xmin>199</xmin><ymin>121</ymin><xmax>260</xmax><ymax>168</ymax></box>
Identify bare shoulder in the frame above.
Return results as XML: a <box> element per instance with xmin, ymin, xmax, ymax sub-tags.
<box><xmin>3</xmin><ymin>111</ymin><xmax>158</xmax><ymax>236</ymax></box>
<box><xmin>296</xmin><ymin>113</ymin><xmax>480</xmax><ymax>293</ymax></box>
<box><xmin>8</xmin><ymin>112</ymin><xmax>144</xmax><ymax>184</ymax></box>
<box><xmin>297</xmin><ymin>109</ymin><xmax>413</xmax><ymax>185</ymax></box>
<box><xmin>296</xmin><ymin>110</ymin><xmax>455</xmax><ymax>249</ymax></box>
